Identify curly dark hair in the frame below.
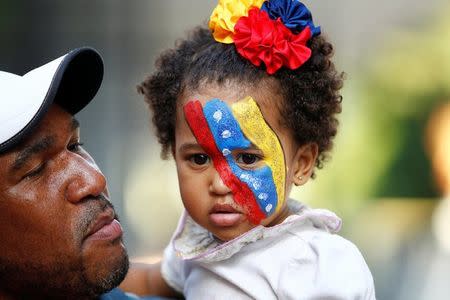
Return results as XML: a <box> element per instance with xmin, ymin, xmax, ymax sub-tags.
<box><xmin>138</xmin><ymin>26</ymin><xmax>344</xmax><ymax>176</ymax></box>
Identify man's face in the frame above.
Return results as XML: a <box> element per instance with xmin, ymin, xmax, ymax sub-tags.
<box><xmin>0</xmin><ymin>105</ymin><xmax>128</xmax><ymax>299</ymax></box>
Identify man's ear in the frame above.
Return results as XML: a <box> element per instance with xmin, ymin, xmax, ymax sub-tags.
<box><xmin>291</xmin><ymin>143</ymin><xmax>318</xmax><ymax>186</ymax></box>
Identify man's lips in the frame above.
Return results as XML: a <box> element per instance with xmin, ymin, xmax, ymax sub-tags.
<box><xmin>209</xmin><ymin>204</ymin><xmax>243</xmax><ymax>227</ymax></box>
<box><xmin>85</xmin><ymin>209</ymin><xmax>123</xmax><ymax>242</ymax></box>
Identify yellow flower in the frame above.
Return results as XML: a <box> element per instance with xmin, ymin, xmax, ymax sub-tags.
<box><xmin>209</xmin><ymin>0</ymin><xmax>265</xmax><ymax>44</ymax></box>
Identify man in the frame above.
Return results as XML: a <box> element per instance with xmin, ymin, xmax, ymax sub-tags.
<box><xmin>0</xmin><ymin>48</ymin><xmax>141</xmax><ymax>299</ymax></box>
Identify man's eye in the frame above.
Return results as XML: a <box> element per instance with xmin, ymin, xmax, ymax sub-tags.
<box><xmin>68</xmin><ymin>142</ymin><xmax>84</xmax><ymax>152</ymax></box>
<box><xmin>23</xmin><ymin>163</ymin><xmax>46</xmax><ymax>179</ymax></box>
<box><xmin>189</xmin><ymin>154</ymin><xmax>210</xmax><ymax>165</ymax></box>
<box><xmin>236</xmin><ymin>153</ymin><xmax>260</xmax><ymax>165</ymax></box>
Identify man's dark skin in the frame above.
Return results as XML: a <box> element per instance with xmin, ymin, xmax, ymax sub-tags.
<box><xmin>0</xmin><ymin>105</ymin><xmax>129</xmax><ymax>299</ymax></box>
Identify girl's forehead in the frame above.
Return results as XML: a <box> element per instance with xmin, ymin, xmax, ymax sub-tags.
<box><xmin>179</xmin><ymin>83</ymin><xmax>283</xmax><ymax>125</ymax></box>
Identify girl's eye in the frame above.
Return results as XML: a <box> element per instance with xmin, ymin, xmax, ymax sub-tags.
<box><xmin>68</xmin><ymin>142</ymin><xmax>84</xmax><ymax>152</ymax></box>
<box><xmin>189</xmin><ymin>154</ymin><xmax>210</xmax><ymax>165</ymax></box>
<box><xmin>236</xmin><ymin>153</ymin><xmax>260</xmax><ymax>165</ymax></box>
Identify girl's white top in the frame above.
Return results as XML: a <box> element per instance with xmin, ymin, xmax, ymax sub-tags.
<box><xmin>161</xmin><ymin>200</ymin><xmax>376</xmax><ymax>299</ymax></box>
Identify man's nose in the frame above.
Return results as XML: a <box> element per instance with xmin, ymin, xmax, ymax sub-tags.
<box><xmin>209</xmin><ymin>168</ymin><xmax>232</xmax><ymax>195</ymax></box>
<box><xmin>65</xmin><ymin>154</ymin><xmax>107</xmax><ymax>203</ymax></box>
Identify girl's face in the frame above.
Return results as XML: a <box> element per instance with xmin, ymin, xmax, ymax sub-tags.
<box><xmin>174</xmin><ymin>82</ymin><xmax>317</xmax><ymax>241</ymax></box>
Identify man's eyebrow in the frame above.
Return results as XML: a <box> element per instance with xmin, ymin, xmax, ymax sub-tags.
<box><xmin>11</xmin><ymin>135</ymin><xmax>56</xmax><ymax>171</ymax></box>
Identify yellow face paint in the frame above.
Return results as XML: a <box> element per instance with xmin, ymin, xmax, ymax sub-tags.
<box><xmin>231</xmin><ymin>96</ymin><xmax>286</xmax><ymax>212</ymax></box>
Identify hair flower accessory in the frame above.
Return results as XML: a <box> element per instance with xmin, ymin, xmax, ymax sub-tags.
<box><xmin>234</xmin><ymin>8</ymin><xmax>311</xmax><ymax>74</ymax></box>
<box><xmin>209</xmin><ymin>0</ymin><xmax>266</xmax><ymax>44</ymax></box>
<box><xmin>260</xmin><ymin>0</ymin><xmax>320</xmax><ymax>36</ymax></box>
<box><xmin>209</xmin><ymin>0</ymin><xmax>320</xmax><ymax>74</ymax></box>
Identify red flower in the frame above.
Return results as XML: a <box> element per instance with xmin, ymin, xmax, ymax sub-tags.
<box><xmin>233</xmin><ymin>8</ymin><xmax>312</xmax><ymax>74</ymax></box>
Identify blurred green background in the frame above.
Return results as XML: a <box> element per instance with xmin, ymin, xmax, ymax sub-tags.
<box><xmin>1</xmin><ymin>1</ymin><xmax>449</xmax><ymax>299</ymax></box>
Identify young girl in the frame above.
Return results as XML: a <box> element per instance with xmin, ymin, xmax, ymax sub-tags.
<box><xmin>123</xmin><ymin>0</ymin><xmax>375</xmax><ymax>298</ymax></box>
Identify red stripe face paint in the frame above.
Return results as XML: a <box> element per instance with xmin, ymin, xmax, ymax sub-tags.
<box><xmin>183</xmin><ymin>100</ymin><xmax>266</xmax><ymax>224</ymax></box>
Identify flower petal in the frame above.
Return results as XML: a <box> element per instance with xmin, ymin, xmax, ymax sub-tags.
<box><xmin>261</xmin><ymin>0</ymin><xmax>320</xmax><ymax>36</ymax></box>
<box><xmin>209</xmin><ymin>0</ymin><xmax>266</xmax><ymax>43</ymax></box>
<box><xmin>234</xmin><ymin>8</ymin><xmax>312</xmax><ymax>74</ymax></box>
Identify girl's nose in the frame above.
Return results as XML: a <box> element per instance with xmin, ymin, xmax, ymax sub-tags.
<box><xmin>209</xmin><ymin>168</ymin><xmax>231</xmax><ymax>195</ymax></box>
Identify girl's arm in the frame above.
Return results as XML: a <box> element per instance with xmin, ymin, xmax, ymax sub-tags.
<box><xmin>119</xmin><ymin>262</ymin><xmax>182</xmax><ymax>298</ymax></box>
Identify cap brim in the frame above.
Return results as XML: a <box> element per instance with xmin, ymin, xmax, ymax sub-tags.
<box><xmin>0</xmin><ymin>47</ymin><xmax>103</xmax><ymax>153</ymax></box>
<box><xmin>52</xmin><ymin>47</ymin><xmax>104</xmax><ymax>114</ymax></box>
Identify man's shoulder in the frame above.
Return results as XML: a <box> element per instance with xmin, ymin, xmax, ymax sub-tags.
<box><xmin>100</xmin><ymin>288</ymin><xmax>172</xmax><ymax>300</ymax></box>
<box><xmin>100</xmin><ymin>289</ymin><xmax>139</xmax><ymax>300</ymax></box>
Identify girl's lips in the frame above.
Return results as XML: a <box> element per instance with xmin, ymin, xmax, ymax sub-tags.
<box><xmin>209</xmin><ymin>204</ymin><xmax>243</xmax><ymax>227</ymax></box>
<box><xmin>209</xmin><ymin>213</ymin><xmax>242</xmax><ymax>227</ymax></box>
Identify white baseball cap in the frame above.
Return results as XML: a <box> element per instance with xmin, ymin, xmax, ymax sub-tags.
<box><xmin>0</xmin><ymin>47</ymin><xmax>103</xmax><ymax>153</ymax></box>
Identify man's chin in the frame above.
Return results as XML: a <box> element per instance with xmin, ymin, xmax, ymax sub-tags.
<box><xmin>0</xmin><ymin>244</ymin><xmax>128</xmax><ymax>299</ymax></box>
<box><xmin>82</xmin><ymin>239</ymin><xmax>129</xmax><ymax>296</ymax></box>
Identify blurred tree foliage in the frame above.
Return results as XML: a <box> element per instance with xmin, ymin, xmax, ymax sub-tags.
<box><xmin>293</xmin><ymin>4</ymin><xmax>450</xmax><ymax>218</ymax></box>
<box><xmin>360</xmin><ymin>6</ymin><xmax>450</xmax><ymax>198</ymax></box>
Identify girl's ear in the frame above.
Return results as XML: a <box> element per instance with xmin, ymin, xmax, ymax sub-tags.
<box><xmin>292</xmin><ymin>143</ymin><xmax>319</xmax><ymax>186</ymax></box>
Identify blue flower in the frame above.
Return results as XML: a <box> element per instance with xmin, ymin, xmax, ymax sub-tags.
<box><xmin>261</xmin><ymin>0</ymin><xmax>321</xmax><ymax>36</ymax></box>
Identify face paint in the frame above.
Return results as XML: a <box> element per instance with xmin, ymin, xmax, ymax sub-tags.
<box><xmin>184</xmin><ymin>100</ymin><xmax>265</xmax><ymax>224</ymax></box>
<box><xmin>183</xmin><ymin>97</ymin><xmax>286</xmax><ymax>224</ymax></box>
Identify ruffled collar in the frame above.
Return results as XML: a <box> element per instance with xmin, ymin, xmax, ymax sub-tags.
<box><xmin>171</xmin><ymin>199</ymin><xmax>342</xmax><ymax>263</ymax></box>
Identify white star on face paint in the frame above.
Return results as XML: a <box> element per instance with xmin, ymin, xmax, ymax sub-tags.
<box><xmin>240</xmin><ymin>173</ymin><xmax>250</xmax><ymax>180</ymax></box>
<box><xmin>252</xmin><ymin>178</ymin><xmax>262</xmax><ymax>190</ymax></box>
<box><xmin>222</xmin><ymin>148</ymin><xmax>231</xmax><ymax>156</ymax></box>
<box><xmin>258</xmin><ymin>193</ymin><xmax>269</xmax><ymax>201</ymax></box>
<box><xmin>213</xmin><ymin>110</ymin><xmax>222</xmax><ymax>122</ymax></box>
<box><xmin>265</xmin><ymin>204</ymin><xmax>273</xmax><ymax>212</ymax></box>
<box><xmin>221</xmin><ymin>130</ymin><xmax>231</xmax><ymax>139</ymax></box>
